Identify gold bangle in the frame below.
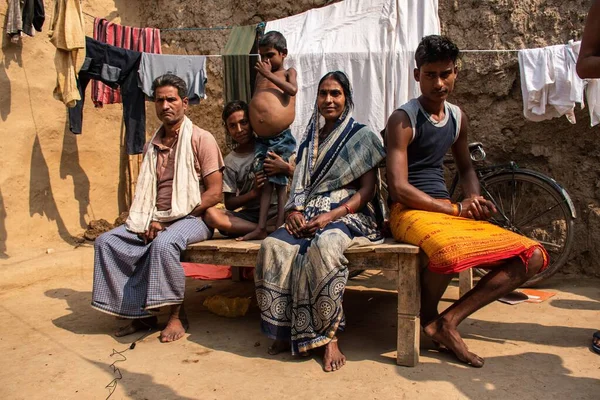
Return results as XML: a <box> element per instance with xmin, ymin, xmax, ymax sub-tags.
<box><xmin>451</xmin><ymin>203</ymin><xmax>459</xmax><ymax>216</ymax></box>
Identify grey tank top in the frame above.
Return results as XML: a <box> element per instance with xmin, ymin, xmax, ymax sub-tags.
<box><xmin>398</xmin><ymin>98</ymin><xmax>462</xmax><ymax>199</ymax></box>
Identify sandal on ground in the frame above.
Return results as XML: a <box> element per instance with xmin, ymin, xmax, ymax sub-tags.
<box><xmin>592</xmin><ymin>331</ymin><xmax>600</xmax><ymax>355</ymax></box>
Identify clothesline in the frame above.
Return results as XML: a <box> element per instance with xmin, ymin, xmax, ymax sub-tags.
<box><xmin>80</xmin><ymin>11</ymin><xmax>573</xmax><ymax>54</ymax></box>
<box><xmin>462</xmin><ymin>49</ymin><xmax>520</xmax><ymax>53</ymax></box>
<box><xmin>81</xmin><ymin>11</ymin><xmax>234</xmax><ymax>32</ymax></box>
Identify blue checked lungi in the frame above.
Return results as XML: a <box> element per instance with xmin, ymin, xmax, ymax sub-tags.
<box><xmin>91</xmin><ymin>215</ymin><xmax>212</xmax><ymax>318</ymax></box>
<box><xmin>253</xmin><ymin>128</ymin><xmax>296</xmax><ymax>186</ymax></box>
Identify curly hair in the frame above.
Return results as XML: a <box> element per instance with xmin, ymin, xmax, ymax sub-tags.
<box><xmin>415</xmin><ymin>35</ymin><xmax>460</xmax><ymax>69</ymax></box>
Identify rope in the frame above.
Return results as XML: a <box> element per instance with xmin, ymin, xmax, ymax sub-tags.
<box><xmin>81</xmin><ymin>11</ymin><xmax>234</xmax><ymax>32</ymax></box>
<box><xmin>461</xmin><ymin>49</ymin><xmax>521</xmax><ymax>53</ymax></box>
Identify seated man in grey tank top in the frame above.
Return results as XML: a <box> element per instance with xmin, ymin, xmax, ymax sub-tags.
<box><xmin>385</xmin><ymin>35</ymin><xmax>548</xmax><ymax>368</ymax></box>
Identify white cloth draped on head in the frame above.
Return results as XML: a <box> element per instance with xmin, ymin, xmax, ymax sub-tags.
<box><xmin>125</xmin><ymin>116</ymin><xmax>201</xmax><ymax>233</ymax></box>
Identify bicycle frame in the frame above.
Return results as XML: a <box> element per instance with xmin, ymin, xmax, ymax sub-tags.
<box><xmin>448</xmin><ymin>161</ymin><xmax>577</xmax><ymax>220</ymax></box>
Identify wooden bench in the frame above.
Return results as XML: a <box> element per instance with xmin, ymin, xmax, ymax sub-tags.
<box><xmin>183</xmin><ymin>238</ymin><xmax>422</xmax><ymax>367</ymax></box>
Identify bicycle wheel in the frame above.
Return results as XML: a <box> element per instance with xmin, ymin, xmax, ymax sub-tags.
<box><xmin>474</xmin><ymin>171</ymin><xmax>575</xmax><ymax>287</ymax></box>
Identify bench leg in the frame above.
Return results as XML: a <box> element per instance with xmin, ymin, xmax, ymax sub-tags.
<box><xmin>396</xmin><ymin>254</ymin><xmax>421</xmax><ymax>367</ymax></box>
<box><xmin>231</xmin><ymin>266</ymin><xmax>242</xmax><ymax>282</ymax></box>
<box><xmin>458</xmin><ymin>269</ymin><xmax>473</xmax><ymax>298</ymax></box>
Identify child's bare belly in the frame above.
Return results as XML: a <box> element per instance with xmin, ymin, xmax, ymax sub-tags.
<box><xmin>250</xmin><ymin>90</ymin><xmax>296</xmax><ymax>137</ymax></box>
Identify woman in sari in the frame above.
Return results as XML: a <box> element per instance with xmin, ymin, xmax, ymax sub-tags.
<box><xmin>254</xmin><ymin>71</ymin><xmax>386</xmax><ymax>372</ymax></box>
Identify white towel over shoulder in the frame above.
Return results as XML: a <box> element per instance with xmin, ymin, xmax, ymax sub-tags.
<box><xmin>126</xmin><ymin>116</ymin><xmax>201</xmax><ymax>233</ymax></box>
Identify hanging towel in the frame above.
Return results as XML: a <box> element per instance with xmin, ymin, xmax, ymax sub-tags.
<box><xmin>138</xmin><ymin>53</ymin><xmax>208</xmax><ymax>104</ymax></box>
<box><xmin>518</xmin><ymin>43</ymin><xmax>585</xmax><ymax>124</ymax></box>
<box><xmin>6</xmin><ymin>0</ymin><xmax>44</xmax><ymax>40</ymax></box>
<box><xmin>222</xmin><ymin>25</ymin><xmax>259</xmax><ymax>104</ymax></box>
<box><xmin>48</xmin><ymin>0</ymin><xmax>86</xmax><ymax>108</ymax></box>
<box><xmin>126</xmin><ymin>116</ymin><xmax>202</xmax><ymax>233</ymax></box>
<box><xmin>69</xmin><ymin>37</ymin><xmax>146</xmax><ymax>154</ymax></box>
<box><xmin>586</xmin><ymin>80</ymin><xmax>600</xmax><ymax>127</ymax></box>
<box><xmin>6</xmin><ymin>0</ymin><xmax>23</xmax><ymax>39</ymax></box>
<box><xmin>92</xmin><ymin>18</ymin><xmax>162</xmax><ymax>106</ymax></box>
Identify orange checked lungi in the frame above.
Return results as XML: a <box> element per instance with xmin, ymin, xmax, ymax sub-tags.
<box><xmin>389</xmin><ymin>203</ymin><xmax>549</xmax><ymax>274</ymax></box>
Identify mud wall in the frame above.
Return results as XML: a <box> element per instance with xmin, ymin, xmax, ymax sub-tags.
<box><xmin>0</xmin><ymin>0</ymin><xmax>142</xmax><ymax>258</ymax></box>
<box><xmin>439</xmin><ymin>0</ymin><xmax>598</xmax><ymax>276</ymax></box>
<box><xmin>1</xmin><ymin>0</ymin><xmax>598</xmax><ymax>276</ymax></box>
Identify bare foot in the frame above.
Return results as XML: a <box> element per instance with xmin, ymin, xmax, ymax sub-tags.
<box><xmin>432</xmin><ymin>340</ymin><xmax>449</xmax><ymax>352</ymax></box>
<box><xmin>424</xmin><ymin>317</ymin><xmax>484</xmax><ymax>367</ymax></box>
<box><xmin>323</xmin><ymin>337</ymin><xmax>346</xmax><ymax>372</ymax></box>
<box><xmin>236</xmin><ymin>228</ymin><xmax>268</xmax><ymax>241</ymax></box>
<box><xmin>160</xmin><ymin>315</ymin><xmax>189</xmax><ymax>342</ymax></box>
<box><xmin>114</xmin><ymin>316</ymin><xmax>157</xmax><ymax>337</ymax></box>
<box><xmin>267</xmin><ymin>339</ymin><xmax>290</xmax><ymax>355</ymax></box>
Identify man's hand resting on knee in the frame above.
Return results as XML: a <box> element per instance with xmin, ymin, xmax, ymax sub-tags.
<box><xmin>141</xmin><ymin>221</ymin><xmax>167</xmax><ymax>243</ymax></box>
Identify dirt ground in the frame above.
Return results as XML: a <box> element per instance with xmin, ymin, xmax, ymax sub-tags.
<box><xmin>1</xmin><ymin>246</ymin><xmax>598</xmax><ymax>400</ymax></box>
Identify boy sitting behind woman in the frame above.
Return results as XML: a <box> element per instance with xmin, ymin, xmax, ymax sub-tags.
<box><xmin>204</xmin><ymin>100</ymin><xmax>294</xmax><ymax>236</ymax></box>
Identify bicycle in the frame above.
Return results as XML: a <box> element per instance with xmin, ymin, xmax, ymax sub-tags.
<box><xmin>446</xmin><ymin>142</ymin><xmax>576</xmax><ymax>287</ymax></box>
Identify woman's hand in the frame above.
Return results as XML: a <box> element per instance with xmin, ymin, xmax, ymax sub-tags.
<box><xmin>302</xmin><ymin>212</ymin><xmax>335</xmax><ymax>237</ymax></box>
<box><xmin>459</xmin><ymin>196</ymin><xmax>497</xmax><ymax>220</ymax></box>
<box><xmin>285</xmin><ymin>212</ymin><xmax>307</xmax><ymax>238</ymax></box>
<box><xmin>263</xmin><ymin>151</ymin><xmax>290</xmax><ymax>176</ymax></box>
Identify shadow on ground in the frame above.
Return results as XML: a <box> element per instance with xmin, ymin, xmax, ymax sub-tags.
<box><xmin>90</xmin><ymin>359</ymin><xmax>196</xmax><ymax>400</ymax></box>
<box><xmin>46</xmin><ymin>275</ymin><xmax>597</xmax><ymax>365</ymax></box>
<box><xmin>394</xmin><ymin>351</ymin><xmax>599</xmax><ymax>399</ymax></box>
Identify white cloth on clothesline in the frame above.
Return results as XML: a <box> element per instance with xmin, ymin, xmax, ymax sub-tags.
<box><xmin>518</xmin><ymin>41</ymin><xmax>586</xmax><ymax>124</ymax></box>
<box><xmin>265</xmin><ymin>0</ymin><xmax>440</xmax><ymax>141</ymax></box>
<box><xmin>587</xmin><ymin>80</ymin><xmax>600</xmax><ymax>127</ymax></box>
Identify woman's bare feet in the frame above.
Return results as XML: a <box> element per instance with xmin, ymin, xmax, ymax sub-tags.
<box><xmin>424</xmin><ymin>317</ymin><xmax>484</xmax><ymax>367</ymax></box>
<box><xmin>236</xmin><ymin>228</ymin><xmax>268</xmax><ymax>241</ymax></box>
<box><xmin>323</xmin><ymin>337</ymin><xmax>346</xmax><ymax>372</ymax></box>
<box><xmin>267</xmin><ymin>339</ymin><xmax>290</xmax><ymax>355</ymax></box>
<box><xmin>114</xmin><ymin>316</ymin><xmax>157</xmax><ymax>337</ymax></box>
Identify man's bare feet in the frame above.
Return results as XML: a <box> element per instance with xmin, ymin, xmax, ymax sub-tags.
<box><xmin>323</xmin><ymin>337</ymin><xmax>346</xmax><ymax>372</ymax></box>
<box><xmin>267</xmin><ymin>339</ymin><xmax>290</xmax><ymax>355</ymax></box>
<box><xmin>160</xmin><ymin>315</ymin><xmax>189</xmax><ymax>342</ymax></box>
<box><xmin>236</xmin><ymin>228</ymin><xmax>268</xmax><ymax>241</ymax></box>
<box><xmin>114</xmin><ymin>316</ymin><xmax>157</xmax><ymax>337</ymax></box>
<box><xmin>423</xmin><ymin>317</ymin><xmax>484</xmax><ymax>367</ymax></box>
<box><xmin>160</xmin><ymin>305</ymin><xmax>189</xmax><ymax>343</ymax></box>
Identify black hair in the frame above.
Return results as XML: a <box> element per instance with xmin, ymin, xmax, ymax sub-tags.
<box><xmin>151</xmin><ymin>74</ymin><xmax>188</xmax><ymax>99</ymax></box>
<box><xmin>414</xmin><ymin>35</ymin><xmax>460</xmax><ymax>69</ymax></box>
<box><xmin>222</xmin><ymin>100</ymin><xmax>249</xmax><ymax>122</ymax></box>
<box><xmin>318</xmin><ymin>70</ymin><xmax>354</xmax><ymax>110</ymax></box>
<box><xmin>259</xmin><ymin>31</ymin><xmax>288</xmax><ymax>53</ymax></box>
